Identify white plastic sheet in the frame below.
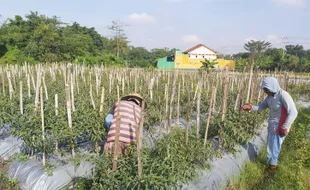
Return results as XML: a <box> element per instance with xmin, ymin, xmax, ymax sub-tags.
<box><xmin>8</xmin><ymin>160</ymin><xmax>93</xmax><ymax>190</ymax></box>
<box><xmin>0</xmin><ymin>125</ymin><xmax>24</xmax><ymax>160</ymax></box>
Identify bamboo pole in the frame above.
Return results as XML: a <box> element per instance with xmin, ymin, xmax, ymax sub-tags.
<box><xmin>40</xmin><ymin>85</ymin><xmax>46</xmax><ymax>167</ymax></box>
<box><xmin>70</xmin><ymin>72</ymin><xmax>75</xmax><ymax>112</ymax></box>
<box><xmin>196</xmin><ymin>81</ymin><xmax>202</xmax><ymax>138</ymax></box>
<box><xmin>164</xmin><ymin>84</ymin><xmax>169</xmax><ymax>130</ymax></box>
<box><xmin>65</xmin><ymin>83</ymin><xmax>75</xmax><ymax>157</ymax></box>
<box><xmin>20</xmin><ymin>81</ymin><xmax>23</xmax><ymax>115</ymax></box>
<box><xmin>7</xmin><ymin>71</ymin><xmax>13</xmax><ymax>100</ymax></box>
<box><xmin>186</xmin><ymin>88</ymin><xmax>191</xmax><ymax>145</ymax></box>
<box><xmin>168</xmin><ymin>70</ymin><xmax>178</xmax><ymax>132</ymax></box>
<box><xmin>55</xmin><ymin>94</ymin><xmax>59</xmax><ymax>152</ymax></box>
<box><xmin>137</xmin><ymin>100</ymin><xmax>146</xmax><ymax>180</ymax></box>
<box><xmin>1</xmin><ymin>69</ymin><xmax>5</xmax><ymax>96</ymax></box>
<box><xmin>27</xmin><ymin>74</ymin><xmax>31</xmax><ymax>98</ymax></box>
<box><xmin>112</xmin><ymin>86</ymin><xmax>121</xmax><ymax>171</ymax></box>
<box><xmin>43</xmin><ymin>73</ymin><xmax>48</xmax><ymax>100</ymax></box>
<box><xmin>246</xmin><ymin>64</ymin><xmax>253</xmax><ymax>103</ymax></box>
<box><xmin>204</xmin><ymin>87</ymin><xmax>216</xmax><ymax>147</ymax></box>
<box><xmin>99</xmin><ymin>86</ymin><xmax>105</xmax><ymax>113</ymax></box>
<box><xmin>218</xmin><ymin>73</ymin><xmax>229</xmax><ymax>150</ymax></box>
<box><xmin>177</xmin><ymin>83</ymin><xmax>180</xmax><ymax>127</ymax></box>
<box><xmin>34</xmin><ymin>67</ymin><xmax>41</xmax><ymax>109</ymax></box>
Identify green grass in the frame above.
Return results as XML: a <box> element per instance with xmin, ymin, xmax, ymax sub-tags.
<box><xmin>228</xmin><ymin>106</ymin><xmax>310</xmax><ymax>190</ymax></box>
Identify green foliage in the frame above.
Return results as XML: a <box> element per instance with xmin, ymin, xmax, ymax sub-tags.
<box><xmin>200</xmin><ymin>59</ymin><xmax>217</xmax><ymax>72</ymax></box>
<box><xmin>0</xmin><ymin>12</ymin><xmax>175</xmax><ymax>68</ymax></box>
<box><xmin>229</xmin><ymin>106</ymin><xmax>310</xmax><ymax>190</ymax></box>
<box><xmin>79</xmin><ymin>128</ymin><xmax>213</xmax><ymax>189</ymax></box>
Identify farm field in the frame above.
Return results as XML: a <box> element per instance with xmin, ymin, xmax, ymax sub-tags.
<box><xmin>0</xmin><ymin>63</ymin><xmax>309</xmax><ymax>189</ymax></box>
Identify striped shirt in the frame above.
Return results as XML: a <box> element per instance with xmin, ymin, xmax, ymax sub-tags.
<box><xmin>106</xmin><ymin>100</ymin><xmax>142</xmax><ymax>143</ymax></box>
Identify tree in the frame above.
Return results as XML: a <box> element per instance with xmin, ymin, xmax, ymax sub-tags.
<box><xmin>244</xmin><ymin>40</ymin><xmax>271</xmax><ymax>59</ymax></box>
<box><xmin>126</xmin><ymin>46</ymin><xmax>152</xmax><ymax>67</ymax></box>
<box><xmin>200</xmin><ymin>59</ymin><xmax>217</xmax><ymax>72</ymax></box>
<box><xmin>285</xmin><ymin>45</ymin><xmax>305</xmax><ymax>58</ymax></box>
<box><xmin>233</xmin><ymin>52</ymin><xmax>250</xmax><ymax>60</ymax></box>
<box><xmin>108</xmin><ymin>20</ymin><xmax>129</xmax><ymax>57</ymax></box>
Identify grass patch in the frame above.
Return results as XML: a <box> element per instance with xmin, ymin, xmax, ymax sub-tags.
<box><xmin>228</xmin><ymin>106</ymin><xmax>310</xmax><ymax>190</ymax></box>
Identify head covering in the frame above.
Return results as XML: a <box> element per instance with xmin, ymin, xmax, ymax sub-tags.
<box><xmin>121</xmin><ymin>93</ymin><xmax>147</xmax><ymax>109</ymax></box>
<box><xmin>260</xmin><ymin>77</ymin><xmax>280</xmax><ymax>93</ymax></box>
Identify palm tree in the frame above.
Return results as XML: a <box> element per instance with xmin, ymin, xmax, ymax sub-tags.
<box><xmin>244</xmin><ymin>40</ymin><xmax>271</xmax><ymax>57</ymax></box>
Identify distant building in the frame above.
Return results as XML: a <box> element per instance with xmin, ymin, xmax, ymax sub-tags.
<box><xmin>156</xmin><ymin>44</ymin><xmax>235</xmax><ymax>70</ymax></box>
<box><xmin>184</xmin><ymin>44</ymin><xmax>217</xmax><ymax>60</ymax></box>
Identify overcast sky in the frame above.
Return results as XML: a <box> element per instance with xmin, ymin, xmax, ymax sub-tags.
<box><xmin>1</xmin><ymin>0</ymin><xmax>310</xmax><ymax>54</ymax></box>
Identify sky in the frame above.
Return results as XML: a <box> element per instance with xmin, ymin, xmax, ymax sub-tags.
<box><xmin>1</xmin><ymin>0</ymin><xmax>310</xmax><ymax>54</ymax></box>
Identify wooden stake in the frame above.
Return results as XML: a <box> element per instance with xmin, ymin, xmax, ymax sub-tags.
<box><xmin>177</xmin><ymin>83</ymin><xmax>180</xmax><ymax>127</ymax></box>
<box><xmin>20</xmin><ymin>81</ymin><xmax>23</xmax><ymax>115</ymax></box>
<box><xmin>40</xmin><ymin>85</ymin><xmax>46</xmax><ymax>167</ymax></box>
<box><xmin>196</xmin><ymin>81</ymin><xmax>202</xmax><ymax>137</ymax></box>
<box><xmin>137</xmin><ymin>101</ymin><xmax>146</xmax><ymax>180</ymax></box>
<box><xmin>168</xmin><ymin>70</ymin><xmax>178</xmax><ymax>132</ymax></box>
<box><xmin>112</xmin><ymin>86</ymin><xmax>121</xmax><ymax>171</ymax></box>
<box><xmin>99</xmin><ymin>86</ymin><xmax>105</xmax><ymax>113</ymax></box>
<box><xmin>66</xmin><ymin>83</ymin><xmax>75</xmax><ymax>157</ymax></box>
<box><xmin>246</xmin><ymin>64</ymin><xmax>253</xmax><ymax>103</ymax></box>
<box><xmin>27</xmin><ymin>74</ymin><xmax>31</xmax><ymax>98</ymax></box>
<box><xmin>70</xmin><ymin>72</ymin><xmax>75</xmax><ymax>112</ymax></box>
<box><xmin>204</xmin><ymin>87</ymin><xmax>216</xmax><ymax>147</ymax></box>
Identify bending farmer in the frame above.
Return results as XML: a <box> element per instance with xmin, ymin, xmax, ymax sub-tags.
<box><xmin>104</xmin><ymin>93</ymin><xmax>147</xmax><ymax>155</ymax></box>
<box><xmin>241</xmin><ymin>77</ymin><xmax>298</xmax><ymax>171</ymax></box>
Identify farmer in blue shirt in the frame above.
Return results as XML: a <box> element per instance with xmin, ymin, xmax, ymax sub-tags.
<box><xmin>242</xmin><ymin>77</ymin><xmax>298</xmax><ymax>171</ymax></box>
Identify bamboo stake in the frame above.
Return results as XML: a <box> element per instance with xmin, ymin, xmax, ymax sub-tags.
<box><xmin>40</xmin><ymin>86</ymin><xmax>46</xmax><ymax>167</ymax></box>
<box><xmin>137</xmin><ymin>100</ymin><xmax>146</xmax><ymax>180</ymax></box>
<box><xmin>186</xmin><ymin>88</ymin><xmax>191</xmax><ymax>145</ymax></box>
<box><xmin>35</xmin><ymin>67</ymin><xmax>41</xmax><ymax>109</ymax></box>
<box><xmin>164</xmin><ymin>84</ymin><xmax>169</xmax><ymax>130</ymax></box>
<box><xmin>55</xmin><ymin>94</ymin><xmax>59</xmax><ymax>152</ymax></box>
<box><xmin>196</xmin><ymin>81</ymin><xmax>202</xmax><ymax>138</ymax></box>
<box><xmin>177</xmin><ymin>83</ymin><xmax>180</xmax><ymax>127</ymax></box>
<box><xmin>112</xmin><ymin>86</ymin><xmax>121</xmax><ymax>171</ymax></box>
<box><xmin>168</xmin><ymin>71</ymin><xmax>178</xmax><ymax>132</ymax></box>
<box><xmin>70</xmin><ymin>72</ymin><xmax>75</xmax><ymax>112</ymax></box>
<box><xmin>66</xmin><ymin>83</ymin><xmax>75</xmax><ymax>157</ymax></box>
<box><xmin>20</xmin><ymin>81</ymin><xmax>23</xmax><ymax>115</ymax></box>
<box><xmin>27</xmin><ymin>74</ymin><xmax>31</xmax><ymax>98</ymax></box>
<box><xmin>204</xmin><ymin>86</ymin><xmax>216</xmax><ymax>147</ymax></box>
<box><xmin>1</xmin><ymin>69</ymin><xmax>5</xmax><ymax>96</ymax></box>
<box><xmin>99</xmin><ymin>86</ymin><xmax>105</xmax><ymax>113</ymax></box>
<box><xmin>90</xmin><ymin>82</ymin><xmax>96</xmax><ymax>110</ymax></box>
<box><xmin>7</xmin><ymin>71</ymin><xmax>13</xmax><ymax>100</ymax></box>
<box><xmin>246</xmin><ymin>64</ymin><xmax>253</xmax><ymax>103</ymax></box>
<box><xmin>219</xmin><ymin>74</ymin><xmax>229</xmax><ymax>150</ymax></box>
<box><xmin>43</xmin><ymin>73</ymin><xmax>48</xmax><ymax>100</ymax></box>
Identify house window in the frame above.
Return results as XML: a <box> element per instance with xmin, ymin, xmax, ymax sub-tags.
<box><xmin>196</xmin><ymin>55</ymin><xmax>198</xmax><ymax>58</ymax></box>
<box><xmin>202</xmin><ymin>56</ymin><xmax>205</xmax><ymax>58</ymax></box>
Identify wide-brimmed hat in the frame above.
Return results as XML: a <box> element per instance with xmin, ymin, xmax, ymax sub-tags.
<box><xmin>121</xmin><ymin>93</ymin><xmax>147</xmax><ymax>109</ymax></box>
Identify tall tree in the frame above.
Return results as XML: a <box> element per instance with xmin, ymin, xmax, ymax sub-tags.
<box><xmin>244</xmin><ymin>40</ymin><xmax>271</xmax><ymax>58</ymax></box>
<box><xmin>108</xmin><ymin>20</ymin><xmax>129</xmax><ymax>57</ymax></box>
<box><xmin>285</xmin><ymin>45</ymin><xmax>305</xmax><ymax>58</ymax></box>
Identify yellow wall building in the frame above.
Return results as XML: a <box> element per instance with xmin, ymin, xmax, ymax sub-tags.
<box><xmin>157</xmin><ymin>44</ymin><xmax>236</xmax><ymax>70</ymax></box>
<box><xmin>174</xmin><ymin>54</ymin><xmax>235</xmax><ymax>70</ymax></box>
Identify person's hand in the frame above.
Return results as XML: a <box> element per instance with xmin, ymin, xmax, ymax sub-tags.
<box><xmin>241</xmin><ymin>104</ymin><xmax>252</xmax><ymax>111</ymax></box>
<box><xmin>278</xmin><ymin>128</ymin><xmax>288</xmax><ymax>137</ymax></box>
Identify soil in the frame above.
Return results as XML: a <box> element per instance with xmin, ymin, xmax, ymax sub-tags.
<box><xmin>0</xmin><ymin>159</ymin><xmax>21</xmax><ymax>190</ymax></box>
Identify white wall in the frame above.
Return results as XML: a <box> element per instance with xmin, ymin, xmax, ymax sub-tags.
<box><xmin>188</xmin><ymin>46</ymin><xmax>217</xmax><ymax>60</ymax></box>
<box><xmin>189</xmin><ymin>54</ymin><xmax>216</xmax><ymax>60</ymax></box>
